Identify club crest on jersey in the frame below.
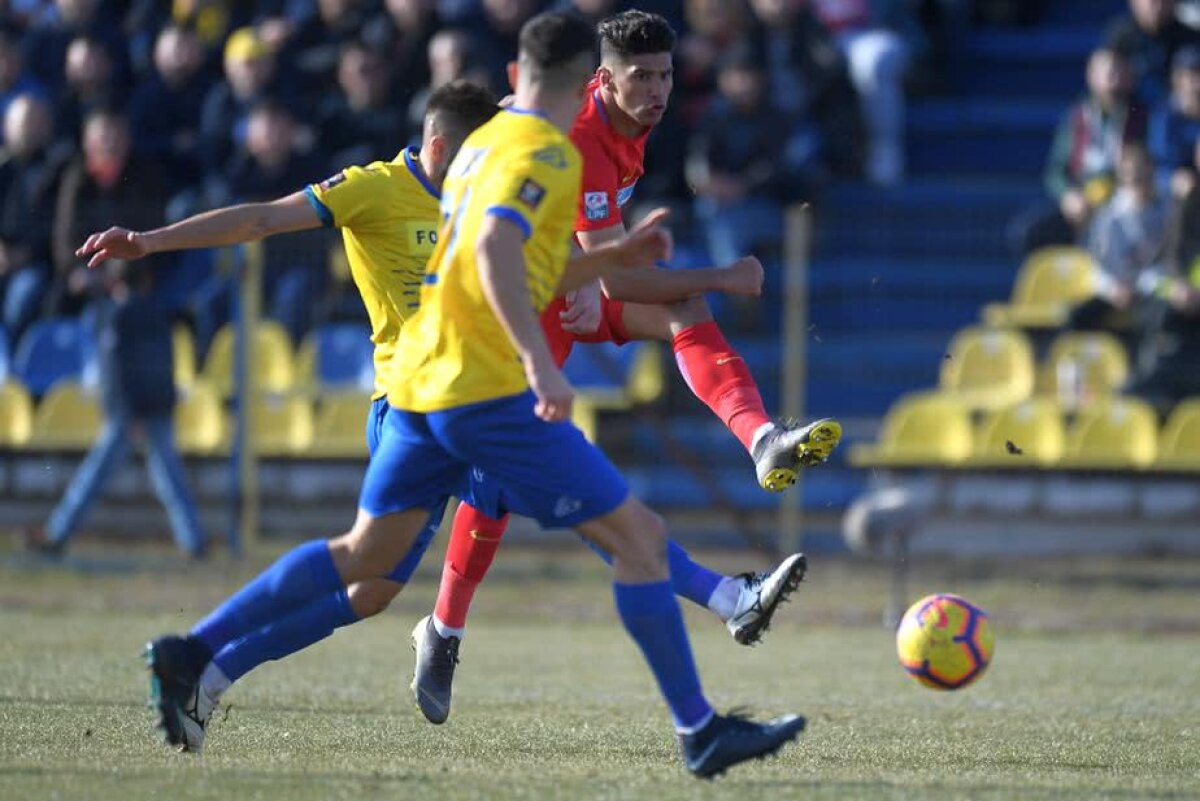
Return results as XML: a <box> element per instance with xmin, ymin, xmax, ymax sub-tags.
<box><xmin>318</xmin><ymin>172</ymin><xmax>346</xmax><ymax>191</ymax></box>
<box><xmin>584</xmin><ymin>191</ymin><xmax>609</xmax><ymax>221</ymax></box>
<box><xmin>517</xmin><ymin>179</ymin><xmax>546</xmax><ymax>209</ymax></box>
<box><xmin>533</xmin><ymin>145</ymin><xmax>567</xmax><ymax>169</ymax></box>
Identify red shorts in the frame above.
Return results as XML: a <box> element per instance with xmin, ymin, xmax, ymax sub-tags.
<box><xmin>541</xmin><ymin>295</ymin><xmax>631</xmax><ymax>368</ymax></box>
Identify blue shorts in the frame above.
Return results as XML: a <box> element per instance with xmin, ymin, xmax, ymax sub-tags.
<box><xmin>360</xmin><ymin>391</ymin><xmax>629</xmax><ymax>529</ymax></box>
<box><xmin>365</xmin><ymin>395</ymin><xmax>446</xmax><ymax>584</ymax></box>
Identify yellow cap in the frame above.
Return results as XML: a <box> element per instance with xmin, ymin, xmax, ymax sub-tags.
<box><xmin>224</xmin><ymin>27</ymin><xmax>269</xmax><ymax>63</ymax></box>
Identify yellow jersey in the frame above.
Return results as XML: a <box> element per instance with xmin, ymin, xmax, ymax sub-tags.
<box><xmin>304</xmin><ymin>147</ymin><xmax>441</xmax><ymax>398</ymax></box>
<box><xmin>385</xmin><ymin>108</ymin><xmax>582</xmax><ymax>412</ymax></box>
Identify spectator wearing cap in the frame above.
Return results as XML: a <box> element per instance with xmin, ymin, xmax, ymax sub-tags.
<box><xmin>687</xmin><ymin>43</ymin><xmax>820</xmax><ymax>266</ymax></box>
<box><xmin>1106</xmin><ymin>0</ymin><xmax>1200</xmax><ymax>107</ymax></box>
<box><xmin>1147</xmin><ymin>44</ymin><xmax>1200</xmax><ymax>198</ymax></box>
<box><xmin>317</xmin><ymin>39</ymin><xmax>405</xmax><ymax>172</ymax></box>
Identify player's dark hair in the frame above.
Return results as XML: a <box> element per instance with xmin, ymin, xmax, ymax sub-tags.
<box><xmin>518</xmin><ymin>11</ymin><xmax>597</xmax><ymax>88</ymax></box>
<box><xmin>598</xmin><ymin>10</ymin><xmax>676</xmax><ymax>62</ymax></box>
<box><xmin>425</xmin><ymin>80</ymin><xmax>499</xmax><ymax>144</ymax></box>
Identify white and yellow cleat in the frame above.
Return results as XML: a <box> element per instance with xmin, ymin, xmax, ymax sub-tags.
<box><xmin>752</xmin><ymin>419</ymin><xmax>842</xmax><ymax>492</ymax></box>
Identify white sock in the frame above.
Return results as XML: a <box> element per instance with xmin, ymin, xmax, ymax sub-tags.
<box><xmin>676</xmin><ymin>709</ymin><xmax>716</xmax><ymax>735</ymax></box>
<box><xmin>432</xmin><ymin>614</ymin><xmax>465</xmax><ymax>641</ymax></box>
<box><xmin>199</xmin><ymin>662</ymin><xmax>231</xmax><ymax>702</ymax></box>
<box><xmin>707</xmin><ymin>577</ymin><xmax>741</xmax><ymax>621</ymax></box>
<box><xmin>749</xmin><ymin>421</ymin><xmax>776</xmax><ymax>453</ymax></box>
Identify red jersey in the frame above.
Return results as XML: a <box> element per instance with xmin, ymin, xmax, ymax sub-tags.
<box><xmin>569</xmin><ymin>77</ymin><xmax>651</xmax><ymax>233</ymax></box>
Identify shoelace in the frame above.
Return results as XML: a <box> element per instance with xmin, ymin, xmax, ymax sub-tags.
<box><xmin>431</xmin><ymin>636</ymin><xmax>461</xmax><ymax>682</ymax></box>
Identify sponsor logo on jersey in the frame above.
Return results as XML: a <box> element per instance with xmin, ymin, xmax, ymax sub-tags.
<box><xmin>518</xmin><ymin>179</ymin><xmax>546</xmax><ymax>209</ymax></box>
<box><xmin>584</xmin><ymin>191</ymin><xmax>609</xmax><ymax>221</ymax></box>
<box><xmin>407</xmin><ymin>222</ymin><xmax>439</xmax><ymax>255</ymax></box>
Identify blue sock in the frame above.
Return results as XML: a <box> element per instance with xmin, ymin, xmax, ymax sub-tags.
<box><xmin>191</xmin><ymin>540</ymin><xmax>343</xmax><ymax>654</ymax></box>
<box><xmin>613</xmin><ymin>580</ymin><xmax>713</xmax><ymax>731</ymax></box>
<box><xmin>584</xmin><ymin>538</ymin><xmax>726</xmax><ymax>610</ymax></box>
<box><xmin>212</xmin><ymin>589</ymin><xmax>358</xmax><ymax>682</ymax></box>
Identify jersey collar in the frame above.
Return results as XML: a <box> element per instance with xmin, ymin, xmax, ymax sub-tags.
<box><xmin>504</xmin><ymin>106</ymin><xmax>549</xmax><ymax>120</ymax></box>
<box><xmin>404</xmin><ymin>147</ymin><xmax>440</xmax><ymax>200</ymax></box>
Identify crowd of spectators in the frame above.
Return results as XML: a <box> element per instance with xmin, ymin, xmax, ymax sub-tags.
<box><xmin>0</xmin><ymin>0</ymin><xmax>962</xmax><ymax>364</ymax></box>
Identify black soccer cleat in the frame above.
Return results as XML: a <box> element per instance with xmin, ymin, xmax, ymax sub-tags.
<box><xmin>680</xmin><ymin>712</ymin><xmax>807</xmax><ymax>779</ymax></box>
<box><xmin>144</xmin><ymin>635</ymin><xmax>213</xmax><ymax>752</ymax></box>
<box><xmin>410</xmin><ymin>615</ymin><xmax>460</xmax><ymax>725</ymax></box>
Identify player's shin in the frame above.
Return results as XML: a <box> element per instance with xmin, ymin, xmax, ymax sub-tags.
<box><xmin>671</xmin><ymin>321</ymin><xmax>771</xmax><ymax>453</ymax></box>
<box><xmin>433</xmin><ymin>503</ymin><xmax>509</xmax><ymax>637</ymax></box>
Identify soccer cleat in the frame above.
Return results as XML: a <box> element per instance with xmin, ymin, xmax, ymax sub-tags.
<box><xmin>679</xmin><ymin>712</ymin><xmax>807</xmax><ymax>779</ymax></box>
<box><xmin>752</xmin><ymin>419</ymin><xmax>843</xmax><ymax>492</ymax></box>
<box><xmin>725</xmin><ymin>553</ymin><xmax>807</xmax><ymax>645</ymax></box>
<box><xmin>410</xmin><ymin>615</ymin><xmax>460</xmax><ymax>725</ymax></box>
<box><xmin>144</xmin><ymin>635</ymin><xmax>215</xmax><ymax>753</ymax></box>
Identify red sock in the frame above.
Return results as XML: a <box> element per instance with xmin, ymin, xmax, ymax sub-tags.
<box><xmin>672</xmin><ymin>321</ymin><xmax>771</xmax><ymax>452</ymax></box>
<box><xmin>433</xmin><ymin>502</ymin><xmax>510</xmax><ymax>630</ymax></box>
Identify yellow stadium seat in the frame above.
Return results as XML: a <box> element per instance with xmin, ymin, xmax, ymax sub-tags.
<box><xmin>1060</xmin><ymin>397</ymin><xmax>1158</xmax><ymax>469</ymax></box>
<box><xmin>628</xmin><ymin>343</ymin><xmax>665</xmax><ymax>404</ymax></box>
<box><xmin>969</xmin><ymin>398</ymin><xmax>1065</xmax><ymax>468</ymax></box>
<box><xmin>250</xmin><ymin>394</ymin><xmax>314</xmax><ymax>456</ymax></box>
<box><xmin>175</xmin><ymin>381</ymin><xmax>226</xmax><ymax>455</ymax></box>
<box><xmin>0</xmin><ymin>380</ymin><xmax>33</xmax><ymax>447</ymax></box>
<box><xmin>1040</xmin><ymin>331</ymin><xmax>1129</xmax><ymax>409</ymax></box>
<box><xmin>1157</xmin><ymin>398</ymin><xmax>1200</xmax><ymax>471</ymax></box>
<box><xmin>173</xmin><ymin>325</ymin><xmax>197</xmax><ymax>390</ymax></box>
<box><xmin>310</xmin><ymin>392</ymin><xmax>372</xmax><ymax>458</ymax></box>
<box><xmin>983</xmin><ymin>247</ymin><xmax>1096</xmax><ymax>328</ymax></box>
<box><xmin>202</xmin><ymin>321</ymin><xmax>295</xmax><ymax>397</ymax></box>
<box><xmin>850</xmin><ymin>392</ymin><xmax>974</xmax><ymax>467</ymax></box>
<box><xmin>28</xmin><ymin>381</ymin><xmax>102</xmax><ymax>450</ymax></box>
<box><xmin>939</xmin><ymin>326</ymin><xmax>1035</xmax><ymax>410</ymax></box>
<box><xmin>295</xmin><ymin>334</ymin><xmax>318</xmax><ymax>395</ymax></box>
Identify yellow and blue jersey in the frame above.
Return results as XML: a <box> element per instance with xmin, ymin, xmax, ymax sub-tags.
<box><xmin>385</xmin><ymin>108</ymin><xmax>582</xmax><ymax>412</ymax></box>
<box><xmin>304</xmin><ymin>147</ymin><xmax>441</xmax><ymax>398</ymax></box>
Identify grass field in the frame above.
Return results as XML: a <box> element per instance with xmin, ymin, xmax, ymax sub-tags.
<box><xmin>2</xmin><ymin>542</ymin><xmax>1199</xmax><ymax>801</ymax></box>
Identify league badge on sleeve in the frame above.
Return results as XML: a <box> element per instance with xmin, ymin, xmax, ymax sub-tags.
<box><xmin>518</xmin><ymin>179</ymin><xmax>546</xmax><ymax>210</ymax></box>
<box><xmin>584</xmin><ymin>191</ymin><xmax>610</xmax><ymax>221</ymax></box>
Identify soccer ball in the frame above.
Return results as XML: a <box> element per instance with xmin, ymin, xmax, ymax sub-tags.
<box><xmin>896</xmin><ymin>593</ymin><xmax>994</xmax><ymax>690</ymax></box>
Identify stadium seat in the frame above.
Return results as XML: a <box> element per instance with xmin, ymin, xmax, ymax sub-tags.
<box><xmin>28</xmin><ymin>381</ymin><xmax>102</xmax><ymax>450</ymax></box>
<box><xmin>983</xmin><ymin>247</ymin><xmax>1096</xmax><ymax>328</ymax></box>
<box><xmin>849</xmin><ymin>392</ymin><xmax>974</xmax><ymax>467</ymax></box>
<box><xmin>564</xmin><ymin>343</ymin><xmax>664</xmax><ymax>441</ymax></box>
<box><xmin>969</xmin><ymin>398</ymin><xmax>1065</xmax><ymax>467</ymax></box>
<box><xmin>1156</xmin><ymin>399</ymin><xmax>1200</xmax><ymax>471</ymax></box>
<box><xmin>175</xmin><ymin>381</ymin><xmax>225</xmax><ymax>455</ymax></box>
<box><xmin>1040</xmin><ymin>331</ymin><xmax>1128</xmax><ymax>408</ymax></box>
<box><xmin>1060</xmin><ymin>397</ymin><xmax>1158</xmax><ymax>469</ymax></box>
<box><xmin>173</xmin><ymin>325</ymin><xmax>197</xmax><ymax>391</ymax></box>
<box><xmin>12</xmin><ymin>318</ymin><xmax>86</xmax><ymax>396</ymax></box>
<box><xmin>296</xmin><ymin>324</ymin><xmax>374</xmax><ymax>394</ymax></box>
<box><xmin>0</xmin><ymin>379</ymin><xmax>33</xmax><ymax>447</ymax></box>
<box><xmin>310</xmin><ymin>392</ymin><xmax>372</xmax><ymax>458</ymax></box>
<box><xmin>0</xmin><ymin>326</ymin><xmax>10</xmax><ymax>383</ymax></box>
<box><xmin>248</xmin><ymin>394</ymin><xmax>314</xmax><ymax>456</ymax></box>
<box><xmin>202</xmin><ymin>320</ymin><xmax>295</xmax><ymax>397</ymax></box>
<box><xmin>938</xmin><ymin>326</ymin><xmax>1035</xmax><ymax>409</ymax></box>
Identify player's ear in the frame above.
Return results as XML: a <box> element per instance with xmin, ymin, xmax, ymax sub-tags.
<box><xmin>428</xmin><ymin>134</ymin><xmax>448</xmax><ymax>165</ymax></box>
<box><xmin>596</xmin><ymin>64</ymin><xmax>614</xmax><ymax>91</ymax></box>
<box><xmin>506</xmin><ymin>60</ymin><xmax>519</xmax><ymax>93</ymax></box>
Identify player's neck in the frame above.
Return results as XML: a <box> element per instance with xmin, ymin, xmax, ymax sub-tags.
<box><xmin>599</xmin><ymin>88</ymin><xmax>645</xmax><ymax>139</ymax></box>
<box><xmin>415</xmin><ymin>148</ymin><xmax>439</xmax><ymax>190</ymax></box>
<box><xmin>510</xmin><ymin>87</ymin><xmax>576</xmax><ymax>133</ymax></box>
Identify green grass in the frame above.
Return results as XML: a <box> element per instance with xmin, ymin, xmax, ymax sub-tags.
<box><xmin>1</xmin><ymin>545</ymin><xmax>1199</xmax><ymax>801</ymax></box>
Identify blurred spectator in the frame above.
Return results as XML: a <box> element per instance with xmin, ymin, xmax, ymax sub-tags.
<box><xmin>275</xmin><ymin>0</ymin><xmax>373</xmax><ymax>100</ymax></box>
<box><xmin>0</xmin><ymin>93</ymin><xmax>68</xmax><ymax>341</ymax></box>
<box><xmin>22</xmin><ymin>0</ymin><xmax>125</xmax><ymax>88</ymax></box>
<box><xmin>687</xmin><ymin>43</ymin><xmax>816</xmax><ymax>265</ymax></box>
<box><xmin>54</xmin><ymin>35</ymin><xmax>118</xmax><ymax>145</ymax></box>
<box><xmin>52</xmin><ymin>108</ymin><xmax>170</xmax><ymax>317</ymax></box>
<box><xmin>676</xmin><ymin>0</ymin><xmax>750</xmax><ymax>122</ymax></box>
<box><xmin>128</xmin><ymin>24</ymin><xmax>211</xmax><ymax>194</ymax></box>
<box><xmin>1107</xmin><ymin>0</ymin><xmax>1200</xmax><ymax>107</ymax></box>
<box><xmin>472</xmin><ymin>0</ymin><xmax>544</xmax><ymax>91</ymax></box>
<box><xmin>1069</xmin><ymin>143</ymin><xmax>1169</xmax><ymax>332</ymax></box>
<box><xmin>0</xmin><ymin>22</ymin><xmax>47</xmax><ymax>143</ymax></box>
<box><xmin>553</xmin><ymin>0</ymin><xmax>629</xmax><ymax>24</ymax></box>
<box><xmin>1147</xmin><ymin>44</ymin><xmax>1200</xmax><ymax>198</ymax></box>
<box><xmin>24</xmin><ymin>260</ymin><xmax>207</xmax><ymax>559</ymax></box>
<box><xmin>1017</xmin><ymin>46</ymin><xmax>1146</xmax><ymax>254</ymax></box>
<box><xmin>809</xmin><ymin>0</ymin><xmax>909</xmax><ymax>185</ymax></box>
<box><xmin>406</xmin><ymin>28</ymin><xmax>491</xmax><ymax>135</ymax></box>
<box><xmin>317</xmin><ymin>39</ymin><xmax>404</xmax><ymax>171</ymax></box>
<box><xmin>747</xmin><ymin>0</ymin><xmax>864</xmax><ymax>179</ymax></box>
<box><xmin>361</xmin><ymin>0</ymin><xmax>442</xmax><ymax>108</ymax></box>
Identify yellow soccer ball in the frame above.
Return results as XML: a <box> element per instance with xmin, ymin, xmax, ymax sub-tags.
<box><xmin>896</xmin><ymin>593</ymin><xmax>994</xmax><ymax>690</ymax></box>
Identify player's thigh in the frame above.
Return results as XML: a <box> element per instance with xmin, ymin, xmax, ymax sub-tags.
<box><xmin>576</xmin><ymin>495</ymin><xmax>668</xmax><ymax>582</ymax></box>
<box><xmin>619</xmin><ymin>296</ymin><xmax>712</xmax><ymax>341</ymax></box>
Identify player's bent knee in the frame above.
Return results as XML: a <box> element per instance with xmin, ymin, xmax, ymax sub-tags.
<box><xmin>592</xmin><ymin>498</ymin><xmax>668</xmax><ymax>576</ymax></box>
<box><xmin>347</xmin><ymin>579</ymin><xmax>403</xmax><ymax>618</ymax></box>
<box><xmin>329</xmin><ymin>508</ymin><xmax>429</xmax><ymax>585</ymax></box>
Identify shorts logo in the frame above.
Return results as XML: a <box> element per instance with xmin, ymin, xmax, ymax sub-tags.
<box><xmin>472</xmin><ymin>467</ymin><xmax>486</xmax><ymax>483</ymax></box>
<box><xmin>584</xmin><ymin>191</ymin><xmax>609</xmax><ymax>221</ymax></box>
<box><xmin>518</xmin><ymin>179</ymin><xmax>546</xmax><ymax>210</ymax></box>
<box><xmin>318</xmin><ymin>172</ymin><xmax>347</xmax><ymax>191</ymax></box>
<box><xmin>553</xmin><ymin>496</ymin><xmax>583</xmax><ymax>518</ymax></box>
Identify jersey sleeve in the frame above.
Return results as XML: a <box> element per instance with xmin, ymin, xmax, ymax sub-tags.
<box><xmin>480</xmin><ymin>142</ymin><xmax>580</xmax><ymax>240</ymax></box>
<box><xmin>573</xmin><ymin>133</ymin><xmax>622</xmax><ymax>232</ymax></box>
<box><xmin>304</xmin><ymin>163</ymin><xmax>390</xmax><ymax>230</ymax></box>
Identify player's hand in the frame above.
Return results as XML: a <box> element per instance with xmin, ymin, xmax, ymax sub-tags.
<box><xmin>718</xmin><ymin>255</ymin><xmax>764</xmax><ymax>297</ymax></box>
<box><xmin>525</xmin><ymin>357</ymin><xmax>574</xmax><ymax>422</ymax></box>
<box><xmin>561</xmin><ymin>281</ymin><xmax>603</xmax><ymax>334</ymax></box>
<box><xmin>76</xmin><ymin>227</ymin><xmax>149</xmax><ymax>269</ymax></box>
<box><xmin>618</xmin><ymin>207</ymin><xmax>673</xmax><ymax>268</ymax></box>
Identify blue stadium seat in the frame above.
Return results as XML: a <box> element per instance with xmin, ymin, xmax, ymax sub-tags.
<box><xmin>13</xmin><ymin>318</ymin><xmax>86</xmax><ymax>396</ymax></box>
<box><xmin>301</xmin><ymin>323</ymin><xmax>375</xmax><ymax>391</ymax></box>
<box><xmin>0</xmin><ymin>325</ymin><xmax>9</xmax><ymax>383</ymax></box>
<box><xmin>563</xmin><ymin>342</ymin><xmax>640</xmax><ymax>391</ymax></box>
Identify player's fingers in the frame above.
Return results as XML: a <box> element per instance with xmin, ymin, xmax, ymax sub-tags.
<box><xmin>634</xmin><ymin>207</ymin><xmax>671</xmax><ymax>232</ymax></box>
<box><xmin>87</xmin><ymin>249</ymin><xmax>109</xmax><ymax>269</ymax></box>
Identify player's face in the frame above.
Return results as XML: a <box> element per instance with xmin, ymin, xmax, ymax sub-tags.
<box><xmin>607</xmin><ymin>52</ymin><xmax>673</xmax><ymax>128</ymax></box>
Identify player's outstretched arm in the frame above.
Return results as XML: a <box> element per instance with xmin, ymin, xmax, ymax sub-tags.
<box><xmin>477</xmin><ymin>215</ymin><xmax>574</xmax><ymax>423</ymax></box>
<box><xmin>558</xmin><ymin>208</ymin><xmax>674</xmax><ymax>295</ymax></box>
<box><xmin>75</xmin><ymin>192</ymin><xmax>321</xmax><ymax>269</ymax></box>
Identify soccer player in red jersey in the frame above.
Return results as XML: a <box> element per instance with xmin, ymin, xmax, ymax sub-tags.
<box><xmin>410</xmin><ymin>11</ymin><xmax>842</xmax><ymax>725</ymax></box>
